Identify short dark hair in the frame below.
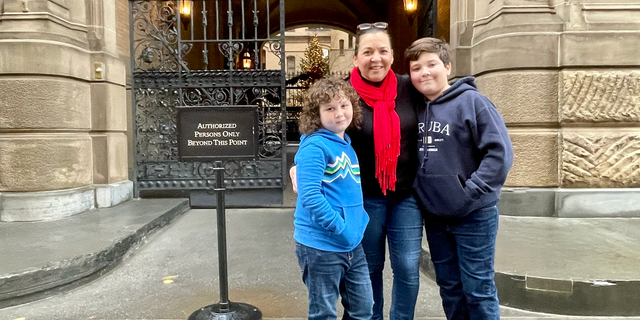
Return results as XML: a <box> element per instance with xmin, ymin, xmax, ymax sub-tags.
<box><xmin>354</xmin><ymin>24</ymin><xmax>392</xmax><ymax>56</ymax></box>
<box><xmin>404</xmin><ymin>37</ymin><xmax>451</xmax><ymax>66</ymax></box>
<box><xmin>299</xmin><ymin>77</ymin><xmax>362</xmax><ymax>135</ymax></box>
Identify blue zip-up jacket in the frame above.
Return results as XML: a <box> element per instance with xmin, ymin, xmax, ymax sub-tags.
<box><xmin>414</xmin><ymin>77</ymin><xmax>513</xmax><ymax>217</ymax></box>
<box><xmin>293</xmin><ymin>129</ymin><xmax>369</xmax><ymax>252</ymax></box>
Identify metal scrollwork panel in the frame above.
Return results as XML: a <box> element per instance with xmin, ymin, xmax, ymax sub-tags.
<box><xmin>256</xmin><ymin>103</ymin><xmax>283</xmax><ymax>159</ymax></box>
<box><xmin>132</xmin><ymin>0</ymin><xmax>192</xmax><ymax>72</ymax></box>
<box><xmin>136</xmin><ymin>160</ymin><xmax>283</xmax><ymax>190</ymax></box>
<box><xmin>135</xmin><ymin>87</ymin><xmax>180</xmax><ymax>161</ymax></box>
<box><xmin>264</xmin><ymin>40</ymin><xmax>282</xmax><ymax>63</ymax></box>
<box><xmin>134</xmin><ymin>71</ymin><xmax>285</xmax><ymax>89</ymax></box>
<box><xmin>136</xmin><ymin>86</ymin><xmax>283</xmax><ymax>161</ymax></box>
<box><xmin>181</xmin><ymin>87</ymin><xmax>232</xmax><ymax>106</ymax></box>
<box><xmin>218</xmin><ymin>42</ymin><xmax>244</xmax><ymax>69</ymax></box>
<box><xmin>180</xmin><ymin>86</ymin><xmax>281</xmax><ymax>106</ymax></box>
<box><xmin>130</xmin><ymin>0</ymin><xmax>286</xmax><ymax>198</ymax></box>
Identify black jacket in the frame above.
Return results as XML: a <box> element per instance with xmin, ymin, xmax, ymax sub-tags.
<box><xmin>348</xmin><ymin>73</ymin><xmax>420</xmax><ymax>198</ymax></box>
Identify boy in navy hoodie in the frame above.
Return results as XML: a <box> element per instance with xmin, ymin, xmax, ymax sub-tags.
<box><xmin>293</xmin><ymin>77</ymin><xmax>374</xmax><ymax>320</ymax></box>
<box><xmin>405</xmin><ymin>38</ymin><xmax>513</xmax><ymax>319</ymax></box>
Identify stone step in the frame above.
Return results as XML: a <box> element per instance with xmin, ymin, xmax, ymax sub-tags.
<box><xmin>420</xmin><ymin>215</ymin><xmax>640</xmax><ymax>316</ymax></box>
<box><xmin>0</xmin><ymin>198</ymin><xmax>190</xmax><ymax>308</ymax></box>
<box><xmin>499</xmin><ymin>188</ymin><xmax>640</xmax><ymax>218</ymax></box>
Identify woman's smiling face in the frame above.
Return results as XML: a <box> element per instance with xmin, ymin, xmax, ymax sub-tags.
<box><xmin>353</xmin><ymin>32</ymin><xmax>394</xmax><ymax>82</ymax></box>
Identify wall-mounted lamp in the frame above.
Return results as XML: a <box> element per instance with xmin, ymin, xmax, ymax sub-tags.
<box><xmin>179</xmin><ymin>0</ymin><xmax>192</xmax><ymax>30</ymax></box>
<box><xmin>403</xmin><ymin>0</ymin><xmax>418</xmax><ymax>24</ymax></box>
<box><xmin>242</xmin><ymin>52</ymin><xmax>252</xmax><ymax>69</ymax></box>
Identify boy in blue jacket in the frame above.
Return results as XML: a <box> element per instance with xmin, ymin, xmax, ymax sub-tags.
<box><xmin>293</xmin><ymin>77</ymin><xmax>373</xmax><ymax>320</ymax></box>
<box><xmin>405</xmin><ymin>38</ymin><xmax>514</xmax><ymax>320</ymax></box>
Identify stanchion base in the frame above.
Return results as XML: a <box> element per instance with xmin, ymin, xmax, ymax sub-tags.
<box><xmin>188</xmin><ymin>301</ymin><xmax>262</xmax><ymax>320</ymax></box>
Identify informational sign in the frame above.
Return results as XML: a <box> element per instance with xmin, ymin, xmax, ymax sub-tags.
<box><xmin>177</xmin><ymin>106</ymin><xmax>258</xmax><ymax>160</ymax></box>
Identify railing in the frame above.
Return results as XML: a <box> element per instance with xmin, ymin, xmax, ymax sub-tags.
<box><xmin>285</xmin><ymin>70</ymin><xmax>352</xmax><ymax>85</ymax></box>
<box><xmin>284</xmin><ymin>70</ymin><xmax>352</xmax><ymax>142</ymax></box>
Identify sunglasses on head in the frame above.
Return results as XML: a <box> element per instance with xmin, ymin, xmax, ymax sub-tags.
<box><xmin>356</xmin><ymin>22</ymin><xmax>388</xmax><ymax>31</ymax></box>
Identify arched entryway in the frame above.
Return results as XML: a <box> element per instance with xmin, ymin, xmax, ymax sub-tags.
<box><xmin>128</xmin><ymin>0</ymin><xmax>446</xmax><ymax>205</ymax></box>
<box><xmin>284</xmin><ymin>0</ymin><xmax>448</xmax><ymax>74</ymax></box>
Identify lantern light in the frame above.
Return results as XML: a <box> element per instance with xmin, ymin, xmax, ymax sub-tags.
<box><xmin>243</xmin><ymin>52</ymin><xmax>252</xmax><ymax>69</ymax></box>
<box><xmin>403</xmin><ymin>0</ymin><xmax>418</xmax><ymax>24</ymax></box>
<box><xmin>403</xmin><ymin>0</ymin><xmax>417</xmax><ymax>13</ymax></box>
<box><xmin>179</xmin><ymin>0</ymin><xmax>192</xmax><ymax>30</ymax></box>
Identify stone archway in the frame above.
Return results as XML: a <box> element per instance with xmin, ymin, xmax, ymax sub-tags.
<box><xmin>282</xmin><ymin>0</ymin><xmax>444</xmax><ymax>74</ymax></box>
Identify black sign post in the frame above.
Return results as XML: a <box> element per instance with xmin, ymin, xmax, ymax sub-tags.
<box><xmin>178</xmin><ymin>106</ymin><xmax>262</xmax><ymax>320</ymax></box>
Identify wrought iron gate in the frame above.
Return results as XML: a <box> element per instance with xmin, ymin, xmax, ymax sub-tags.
<box><xmin>129</xmin><ymin>0</ymin><xmax>286</xmax><ymax>205</ymax></box>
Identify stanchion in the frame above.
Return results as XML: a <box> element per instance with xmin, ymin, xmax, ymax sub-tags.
<box><xmin>188</xmin><ymin>167</ymin><xmax>262</xmax><ymax>320</ymax></box>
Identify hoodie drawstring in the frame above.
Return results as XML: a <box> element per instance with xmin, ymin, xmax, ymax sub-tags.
<box><xmin>421</xmin><ymin>100</ymin><xmax>431</xmax><ymax>169</ymax></box>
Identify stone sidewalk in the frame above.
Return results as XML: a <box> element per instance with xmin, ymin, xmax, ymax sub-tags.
<box><xmin>1</xmin><ymin>200</ymin><xmax>640</xmax><ymax>319</ymax></box>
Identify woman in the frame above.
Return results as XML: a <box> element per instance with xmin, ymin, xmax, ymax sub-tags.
<box><xmin>292</xmin><ymin>22</ymin><xmax>423</xmax><ymax>320</ymax></box>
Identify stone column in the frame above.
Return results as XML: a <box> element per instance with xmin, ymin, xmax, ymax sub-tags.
<box><xmin>0</xmin><ymin>0</ymin><xmax>131</xmax><ymax>222</ymax></box>
<box><xmin>450</xmin><ymin>0</ymin><xmax>640</xmax><ymax>217</ymax></box>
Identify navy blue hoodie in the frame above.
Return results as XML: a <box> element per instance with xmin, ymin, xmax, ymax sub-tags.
<box><xmin>414</xmin><ymin>77</ymin><xmax>513</xmax><ymax>217</ymax></box>
<box><xmin>293</xmin><ymin>129</ymin><xmax>369</xmax><ymax>252</ymax></box>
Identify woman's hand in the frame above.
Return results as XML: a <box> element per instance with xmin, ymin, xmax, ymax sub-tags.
<box><xmin>290</xmin><ymin>165</ymin><xmax>298</xmax><ymax>193</ymax></box>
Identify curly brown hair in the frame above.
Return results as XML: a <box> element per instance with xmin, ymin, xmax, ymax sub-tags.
<box><xmin>299</xmin><ymin>77</ymin><xmax>362</xmax><ymax>135</ymax></box>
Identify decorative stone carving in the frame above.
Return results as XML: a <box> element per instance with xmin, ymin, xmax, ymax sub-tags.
<box><xmin>561</xmin><ymin>71</ymin><xmax>640</xmax><ymax>122</ymax></box>
<box><xmin>87</xmin><ymin>0</ymin><xmax>105</xmax><ymax>51</ymax></box>
<box><xmin>562</xmin><ymin>132</ymin><xmax>640</xmax><ymax>187</ymax></box>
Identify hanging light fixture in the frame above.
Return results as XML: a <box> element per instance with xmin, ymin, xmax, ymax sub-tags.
<box><xmin>242</xmin><ymin>52</ymin><xmax>252</xmax><ymax>69</ymax></box>
<box><xmin>179</xmin><ymin>0</ymin><xmax>192</xmax><ymax>30</ymax></box>
<box><xmin>403</xmin><ymin>0</ymin><xmax>418</xmax><ymax>24</ymax></box>
<box><xmin>404</xmin><ymin>0</ymin><xmax>417</xmax><ymax>12</ymax></box>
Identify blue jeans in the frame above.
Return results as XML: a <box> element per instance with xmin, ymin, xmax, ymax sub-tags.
<box><xmin>295</xmin><ymin>242</ymin><xmax>374</xmax><ymax>320</ymax></box>
<box><xmin>425</xmin><ymin>205</ymin><xmax>500</xmax><ymax>320</ymax></box>
<box><xmin>362</xmin><ymin>195</ymin><xmax>423</xmax><ymax>320</ymax></box>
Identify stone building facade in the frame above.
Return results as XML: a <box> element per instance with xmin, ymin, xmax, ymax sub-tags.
<box><xmin>263</xmin><ymin>27</ymin><xmax>355</xmax><ymax>75</ymax></box>
<box><xmin>451</xmin><ymin>0</ymin><xmax>640</xmax><ymax>217</ymax></box>
<box><xmin>1</xmin><ymin>0</ymin><xmax>639</xmax><ymax>221</ymax></box>
<box><xmin>0</xmin><ymin>0</ymin><xmax>132</xmax><ymax>221</ymax></box>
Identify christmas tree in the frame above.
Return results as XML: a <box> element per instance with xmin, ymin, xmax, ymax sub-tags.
<box><xmin>299</xmin><ymin>35</ymin><xmax>330</xmax><ymax>85</ymax></box>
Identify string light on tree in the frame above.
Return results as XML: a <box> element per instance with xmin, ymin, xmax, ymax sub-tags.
<box><xmin>300</xmin><ymin>35</ymin><xmax>329</xmax><ymax>85</ymax></box>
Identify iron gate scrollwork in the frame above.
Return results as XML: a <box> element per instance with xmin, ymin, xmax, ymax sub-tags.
<box><xmin>129</xmin><ymin>0</ymin><xmax>286</xmax><ymax>201</ymax></box>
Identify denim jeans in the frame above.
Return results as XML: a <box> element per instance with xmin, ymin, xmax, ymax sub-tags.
<box><xmin>362</xmin><ymin>194</ymin><xmax>423</xmax><ymax>320</ymax></box>
<box><xmin>295</xmin><ymin>242</ymin><xmax>374</xmax><ymax>320</ymax></box>
<box><xmin>425</xmin><ymin>205</ymin><xmax>500</xmax><ymax>320</ymax></box>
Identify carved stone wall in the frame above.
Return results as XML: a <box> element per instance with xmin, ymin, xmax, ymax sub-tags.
<box><xmin>562</xmin><ymin>131</ymin><xmax>640</xmax><ymax>188</ymax></box>
<box><xmin>453</xmin><ymin>0</ymin><xmax>640</xmax><ymax>191</ymax></box>
<box><xmin>561</xmin><ymin>71</ymin><xmax>640</xmax><ymax>123</ymax></box>
<box><xmin>560</xmin><ymin>70</ymin><xmax>640</xmax><ymax>188</ymax></box>
<box><xmin>477</xmin><ymin>71</ymin><xmax>560</xmax><ymax>187</ymax></box>
<box><xmin>0</xmin><ymin>0</ymin><xmax>130</xmax><ymax>221</ymax></box>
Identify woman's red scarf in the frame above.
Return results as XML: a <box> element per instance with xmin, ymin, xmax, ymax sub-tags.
<box><xmin>350</xmin><ymin>67</ymin><xmax>400</xmax><ymax>195</ymax></box>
